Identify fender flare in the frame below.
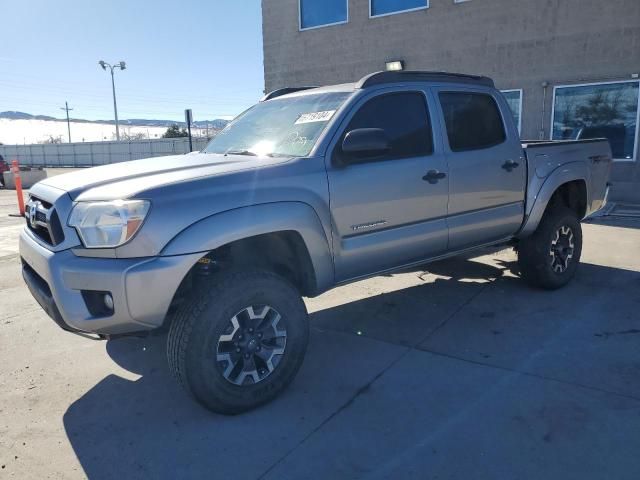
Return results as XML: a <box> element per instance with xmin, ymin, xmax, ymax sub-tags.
<box><xmin>517</xmin><ymin>162</ymin><xmax>589</xmax><ymax>238</ymax></box>
<box><xmin>160</xmin><ymin>202</ymin><xmax>335</xmax><ymax>294</ymax></box>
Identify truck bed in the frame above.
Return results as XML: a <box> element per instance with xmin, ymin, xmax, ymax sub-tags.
<box><xmin>522</xmin><ymin>138</ymin><xmax>612</xmax><ymax>219</ymax></box>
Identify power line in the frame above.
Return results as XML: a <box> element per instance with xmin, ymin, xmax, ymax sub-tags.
<box><xmin>59</xmin><ymin>101</ymin><xmax>73</xmax><ymax>143</ymax></box>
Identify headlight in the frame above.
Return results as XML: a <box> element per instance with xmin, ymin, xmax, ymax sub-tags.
<box><xmin>68</xmin><ymin>200</ymin><xmax>150</xmax><ymax>248</ymax></box>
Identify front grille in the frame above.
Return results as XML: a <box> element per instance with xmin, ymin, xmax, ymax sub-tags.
<box><xmin>25</xmin><ymin>196</ymin><xmax>65</xmax><ymax>246</ymax></box>
<box><xmin>28</xmin><ymin>221</ymin><xmax>53</xmax><ymax>244</ymax></box>
<box><xmin>37</xmin><ymin>198</ymin><xmax>53</xmax><ymax>209</ymax></box>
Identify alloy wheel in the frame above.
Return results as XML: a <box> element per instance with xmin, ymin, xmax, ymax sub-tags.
<box><xmin>549</xmin><ymin>225</ymin><xmax>575</xmax><ymax>273</ymax></box>
<box><xmin>216</xmin><ymin>305</ymin><xmax>287</xmax><ymax>386</ymax></box>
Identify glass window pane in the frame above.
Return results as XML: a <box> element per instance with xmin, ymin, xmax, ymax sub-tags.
<box><xmin>502</xmin><ymin>90</ymin><xmax>522</xmax><ymax>134</ymax></box>
<box><xmin>344</xmin><ymin>92</ymin><xmax>433</xmax><ymax>160</ymax></box>
<box><xmin>439</xmin><ymin>92</ymin><xmax>506</xmax><ymax>152</ymax></box>
<box><xmin>552</xmin><ymin>82</ymin><xmax>639</xmax><ymax>160</ymax></box>
<box><xmin>300</xmin><ymin>0</ymin><xmax>347</xmax><ymax>29</ymax></box>
<box><xmin>371</xmin><ymin>0</ymin><xmax>427</xmax><ymax>17</ymax></box>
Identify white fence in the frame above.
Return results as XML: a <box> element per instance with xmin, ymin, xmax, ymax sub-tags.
<box><xmin>0</xmin><ymin>137</ymin><xmax>211</xmax><ymax>167</ymax></box>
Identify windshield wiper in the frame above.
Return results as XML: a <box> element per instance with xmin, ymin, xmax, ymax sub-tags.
<box><xmin>224</xmin><ymin>150</ymin><xmax>257</xmax><ymax>157</ymax></box>
<box><xmin>222</xmin><ymin>150</ymin><xmax>294</xmax><ymax>158</ymax></box>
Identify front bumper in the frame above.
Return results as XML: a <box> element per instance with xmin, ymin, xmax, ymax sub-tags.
<box><xmin>19</xmin><ymin>227</ymin><xmax>202</xmax><ymax>336</ymax></box>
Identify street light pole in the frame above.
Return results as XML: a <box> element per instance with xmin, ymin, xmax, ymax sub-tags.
<box><xmin>109</xmin><ymin>67</ymin><xmax>120</xmax><ymax>141</ymax></box>
<box><xmin>98</xmin><ymin>60</ymin><xmax>126</xmax><ymax>141</ymax></box>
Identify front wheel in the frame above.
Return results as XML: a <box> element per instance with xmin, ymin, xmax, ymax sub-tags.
<box><xmin>167</xmin><ymin>269</ymin><xmax>309</xmax><ymax>414</ymax></box>
<box><xmin>517</xmin><ymin>206</ymin><xmax>582</xmax><ymax>289</ymax></box>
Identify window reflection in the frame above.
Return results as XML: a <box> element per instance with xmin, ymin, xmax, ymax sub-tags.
<box><xmin>300</xmin><ymin>0</ymin><xmax>347</xmax><ymax>29</ymax></box>
<box><xmin>552</xmin><ymin>82</ymin><xmax>639</xmax><ymax>160</ymax></box>
<box><xmin>371</xmin><ymin>0</ymin><xmax>428</xmax><ymax>17</ymax></box>
<box><xmin>501</xmin><ymin>90</ymin><xmax>522</xmax><ymax>135</ymax></box>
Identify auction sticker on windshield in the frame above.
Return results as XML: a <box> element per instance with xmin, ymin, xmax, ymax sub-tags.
<box><xmin>295</xmin><ymin>110</ymin><xmax>336</xmax><ymax>124</ymax></box>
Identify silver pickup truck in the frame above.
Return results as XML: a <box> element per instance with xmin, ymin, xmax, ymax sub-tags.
<box><xmin>19</xmin><ymin>71</ymin><xmax>611</xmax><ymax>414</ymax></box>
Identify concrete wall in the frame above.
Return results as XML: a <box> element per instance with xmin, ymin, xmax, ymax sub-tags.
<box><xmin>262</xmin><ymin>0</ymin><xmax>640</xmax><ymax>201</ymax></box>
<box><xmin>0</xmin><ymin>137</ymin><xmax>211</xmax><ymax>168</ymax></box>
<box><xmin>2</xmin><ymin>169</ymin><xmax>47</xmax><ymax>189</ymax></box>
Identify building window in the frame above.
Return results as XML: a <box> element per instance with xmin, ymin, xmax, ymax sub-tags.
<box><xmin>552</xmin><ymin>81</ymin><xmax>640</xmax><ymax>161</ymax></box>
<box><xmin>439</xmin><ymin>92</ymin><xmax>506</xmax><ymax>152</ymax></box>
<box><xmin>299</xmin><ymin>0</ymin><xmax>348</xmax><ymax>30</ymax></box>
<box><xmin>370</xmin><ymin>0</ymin><xmax>429</xmax><ymax>18</ymax></box>
<box><xmin>502</xmin><ymin>89</ymin><xmax>523</xmax><ymax>135</ymax></box>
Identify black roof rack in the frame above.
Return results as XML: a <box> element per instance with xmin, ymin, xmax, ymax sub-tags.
<box><xmin>260</xmin><ymin>86</ymin><xmax>320</xmax><ymax>101</ymax></box>
<box><xmin>356</xmin><ymin>71</ymin><xmax>495</xmax><ymax>89</ymax></box>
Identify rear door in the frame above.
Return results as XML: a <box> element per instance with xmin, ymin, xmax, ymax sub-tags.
<box><xmin>435</xmin><ymin>89</ymin><xmax>526</xmax><ymax>250</ymax></box>
<box><xmin>326</xmin><ymin>89</ymin><xmax>449</xmax><ymax>281</ymax></box>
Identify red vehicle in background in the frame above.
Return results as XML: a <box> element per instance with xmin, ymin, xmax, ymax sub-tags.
<box><xmin>0</xmin><ymin>156</ymin><xmax>9</xmax><ymax>187</ymax></box>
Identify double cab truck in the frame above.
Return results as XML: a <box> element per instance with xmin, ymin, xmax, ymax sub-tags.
<box><xmin>19</xmin><ymin>71</ymin><xmax>611</xmax><ymax>414</ymax></box>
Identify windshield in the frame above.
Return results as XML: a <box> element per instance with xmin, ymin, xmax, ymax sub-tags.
<box><xmin>204</xmin><ymin>92</ymin><xmax>351</xmax><ymax>157</ymax></box>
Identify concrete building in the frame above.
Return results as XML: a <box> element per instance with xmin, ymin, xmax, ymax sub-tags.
<box><xmin>261</xmin><ymin>0</ymin><xmax>640</xmax><ymax>202</ymax></box>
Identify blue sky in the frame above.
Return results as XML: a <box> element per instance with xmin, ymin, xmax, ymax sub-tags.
<box><xmin>0</xmin><ymin>0</ymin><xmax>264</xmax><ymax>121</ymax></box>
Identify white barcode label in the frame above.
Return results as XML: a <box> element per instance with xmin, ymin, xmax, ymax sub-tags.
<box><xmin>295</xmin><ymin>110</ymin><xmax>336</xmax><ymax>124</ymax></box>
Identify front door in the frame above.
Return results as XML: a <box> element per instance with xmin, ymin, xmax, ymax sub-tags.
<box><xmin>326</xmin><ymin>89</ymin><xmax>449</xmax><ymax>281</ymax></box>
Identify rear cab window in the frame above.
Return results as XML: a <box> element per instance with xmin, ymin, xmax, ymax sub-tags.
<box><xmin>439</xmin><ymin>92</ymin><xmax>506</xmax><ymax>152</ymax></box>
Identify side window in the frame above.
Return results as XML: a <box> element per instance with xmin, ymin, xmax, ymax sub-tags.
<box><xmin>439</xmin><ymin>92</ymin><xmax>506</xmax><ymax>152</ymax></box>
<box><xmin>342</xmin><ymin>92</ymin><xmax>433</xmax><ymax>161</ymax></box>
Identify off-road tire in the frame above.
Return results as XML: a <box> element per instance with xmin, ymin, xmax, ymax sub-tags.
<box><xmin>167</xmin><ymin>269</ymin><xmax>309</xmax><ymax>414</ymax></box>
<box><xmin>517</xmin><ymin>206</ymin><xmax>582</xmax><ymax>289</ymax></box>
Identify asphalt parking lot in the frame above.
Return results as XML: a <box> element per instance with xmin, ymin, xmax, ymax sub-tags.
<box><xmin>1</xmin><ymin>188</ymin><xmax>640</xmax><ymax>479</ymax></box>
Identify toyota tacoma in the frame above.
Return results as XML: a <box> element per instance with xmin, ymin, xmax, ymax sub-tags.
<box><xmin>19</xmin><ymin>71</ymin><xmax>611</xmax><ymax>414</ymax></box>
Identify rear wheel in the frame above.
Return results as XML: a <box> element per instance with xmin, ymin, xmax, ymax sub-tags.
<box><xmin>167</xmin><ymin>269</ymin><xmax>309</xmax><ymax>414</ymax></box>
<box><xmin>517</xmin><ymin>206</ymin><xmax>582</xmax><ymax>289</ymax></box>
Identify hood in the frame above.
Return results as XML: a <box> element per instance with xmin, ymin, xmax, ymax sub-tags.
<box><xmin>39</xmin><ymin>152</ymin><xmax>290</xmax><ymax>201</ymax></box>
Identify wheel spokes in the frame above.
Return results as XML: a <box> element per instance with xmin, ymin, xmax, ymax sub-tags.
<box><xmin>218</xmin><ymin>315</ymin><xmax>240</xmax><ymax>343</ymax></box>
<box><xmin>549</xmin><ymin>225</ymin><xmax>575</xmax><ymax>274</ymax></box>
<box><xmin>215</xmin><ymin>304</ymin><xmax>287</xmax><ymax>386</ymax></box>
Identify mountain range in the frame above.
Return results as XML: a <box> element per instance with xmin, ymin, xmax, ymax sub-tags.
<box><xmin>0</xmin><ymin>111</ymin><xmax>230</xmax><ymax>129</ymax></box>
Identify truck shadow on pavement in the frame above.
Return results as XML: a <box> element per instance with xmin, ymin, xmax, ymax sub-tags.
<box><xmin>62</xmin><ymin>255</ymin><xmax>640</xmax><ymax>479</ymax></box>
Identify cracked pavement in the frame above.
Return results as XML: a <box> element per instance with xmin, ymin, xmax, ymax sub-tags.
<box><xmin>1</xmin><ymin>188</ymin><xmax>640</xmax><ymax>479</ymax></box>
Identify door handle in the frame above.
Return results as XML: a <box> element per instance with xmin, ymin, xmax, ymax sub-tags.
<box><xmin>423</xmin><ymin>170</ymin><xmax>447</xmax><ymax>184</ymax></box>
<box><xmin>502</xmin><ymin>160</ymin><xmax>520</xmax><ymax>172</ymax></box>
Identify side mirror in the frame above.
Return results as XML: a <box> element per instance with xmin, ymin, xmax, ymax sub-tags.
<box><xmin>339</xmin><ymin>128</ymin><xmax>391</xmax><ymax>163</ymax></box>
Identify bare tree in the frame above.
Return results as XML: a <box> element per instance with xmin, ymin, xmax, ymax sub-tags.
<box><xmin>113</xmin><ymin>131</ymin><xmax>147</xmax><ymax>141</ymax></box>
<box><xmin>40</xmin><ymin>135</ymin><xmax>64</xmax><ymax>144</ymax></box>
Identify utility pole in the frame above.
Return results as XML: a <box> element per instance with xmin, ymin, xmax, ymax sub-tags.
<box><xmin>185</xmin><ymin>109</ymin><xmax>193</xmax><ymax>152</ymax></box>
<box><xmin>60</xmin><ymin>101</ymin><xmax>73</xmax><ymax>143</ymax></box>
